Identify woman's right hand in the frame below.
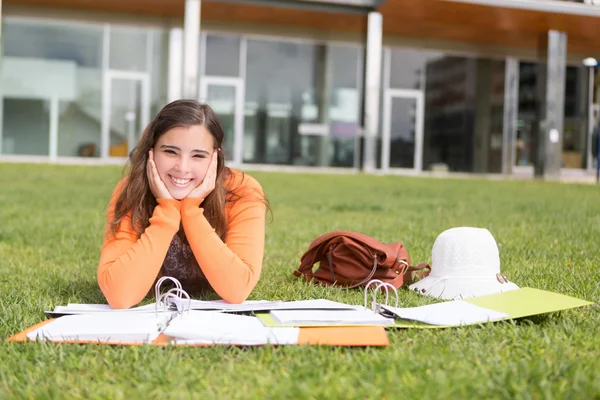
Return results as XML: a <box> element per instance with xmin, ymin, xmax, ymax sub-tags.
<box><xmin>147</xmin><ymin>149</ymin><xmax>173</xmax><ymax>200</ymax></box>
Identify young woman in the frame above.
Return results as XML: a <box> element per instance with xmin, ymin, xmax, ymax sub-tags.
<box><xmin>97</xmin><ymin>100</ymin><xmax>267</xmax><ymax>309</ymax></box>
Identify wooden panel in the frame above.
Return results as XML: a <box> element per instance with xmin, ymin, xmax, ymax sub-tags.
<box><xmin>4</xmin><ymin>0</ymin><xmax>600</xmax><ymax>53</ymax></box>
<box><xmin>379</xmin><ymin>0</ymin><xmax>600</xmax><ymax>54</ymax></box>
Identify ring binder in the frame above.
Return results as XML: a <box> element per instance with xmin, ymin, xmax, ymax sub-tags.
<box><xmin>364</xmin><ymin>279</ymin><xmax>399</xmax><ymax>314</ymax></box>
<box><xmin>154</xmin><ymin>277</ymin><xmax>191</xmax><ymax>317</ymax></box>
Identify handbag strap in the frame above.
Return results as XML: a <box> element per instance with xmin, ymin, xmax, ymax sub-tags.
<box><xmin>328</xmin><ymin>246</ymin><xmax>379</xmax><ymax>290</ymax></box>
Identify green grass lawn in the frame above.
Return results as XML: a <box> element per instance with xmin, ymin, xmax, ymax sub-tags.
<box><xmin>1</xmin><ymin>162</ymin><xmax>599</xmax><ymax>399</ymax></box>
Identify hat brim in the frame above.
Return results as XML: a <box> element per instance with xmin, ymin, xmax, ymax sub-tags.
<box><xmin>408</xmin><ymin>276</ymin><xmax>519</xmax><ymax>300</ymax></box>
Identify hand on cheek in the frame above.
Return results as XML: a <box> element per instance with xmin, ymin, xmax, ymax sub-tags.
<box><xmin>147</xmin><ymin>149</ymin><xmax>174</xmax><ymax>200</ymax></box>
<box><xmin>187</xmin><ymin>149</ymin><xmax>218</xmax><ymax>200</ymax></box>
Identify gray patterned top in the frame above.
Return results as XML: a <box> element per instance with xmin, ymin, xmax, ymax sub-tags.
<box><xmin>156</xmin><ymin>232</ymin><xmax>211</xmax><ymax>294</ymax></box>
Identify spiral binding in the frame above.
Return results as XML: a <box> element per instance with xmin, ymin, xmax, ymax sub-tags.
<box><xmin>154</xmin><ymin>276</ymin><xmax>191</xmax><ymax>317</ymax></box>
<box><xmin>364</xmin><ymin>279</ymin><xmax>399</xmax><ymax>314</ymax></box>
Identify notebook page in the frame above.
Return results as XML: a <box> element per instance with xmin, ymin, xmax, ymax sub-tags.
<box><xmin>163</xmin><ymin>311</ymin><xmax>300</xmax><ymax>345</ymax></box>
<box><xmin>187</xmin><ymin>299</ymin><xmax>284</xmax><ymax>312</ymax></box>
<box><xmin>52</xmin><ymin>303</ymin><xmax>159</xmax><ymax>314</ymax></box>
<box><xmin>27</xmin><ymin>312</ymin><xmax>170</xmax><ymax>343</ymax></box>
<box><xmin>269</xmin><ymin>299</ymin><xmax>360</xmax><ymax>311</ymax></box>
<box><xmin>269</xmin><ymin>309</ymin><xmax>395</xmax><ymax>326</ymax></box>
<box><xmin>381</xmin><ymin>300</ymin><xmax>509</xmax><ymax>326</ymax></box>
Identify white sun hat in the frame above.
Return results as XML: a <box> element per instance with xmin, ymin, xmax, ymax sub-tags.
<box><xmin>409</xmin><ymin>227</ymin><xmax>519</xmax><ymax>300</ymax></box>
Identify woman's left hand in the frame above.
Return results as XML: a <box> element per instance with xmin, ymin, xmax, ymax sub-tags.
<box><xmin>187</xmin><ymin>149</ymin><xmax>218</xmax><ymax>200</ymax></box>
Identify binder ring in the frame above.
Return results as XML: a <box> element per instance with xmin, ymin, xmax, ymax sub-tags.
<box><xmin>363</xmin><ymin>279</ymin><xmax>399</xmax><ymax>312</ymax></box>
<box><xmin>364</xmin><ymin>279</ymin><xmax>385</xmax><ymax>309</ymax></box>
<box><xmin>163</xmin><ymin>288</ymin><xmax>192</xmax><ymax>316</ymax></box>
<box><xmin>373</xmin><ymin>282</ymin><xmax>399</xmax><ymax>311</ymax></box>
<box><xmin>155</xmin><ymin>276</ymin><xmax>183</xmax><ymax>303</ymax></box>
<box><xmin>154</xmin><ymin>277</ymin><xmax>191</xmax><ymax>316</ymax></box>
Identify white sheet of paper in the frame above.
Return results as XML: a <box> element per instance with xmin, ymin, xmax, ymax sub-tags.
<box><xmin>163</xmin><ymin>311</ymin><xmax>300</xmax><ymax>345</ymax></box>
<box><xmin>51</xmin><ymin>303</ymin><xmax>158</xmax><ymax>313</ymax></box>
<box><xmin>187</xmin><ymin>299</ymin><xmax>283</xmax><ymax>312</ymax></box>
<box><xmin>268</xmin><ymin>299</ymin><xmax>359</xmax><ymax>311</ymax></box>
<box><xmin>50</xmin><ymin>299</ymin><xmax>358</xmax><ymax>315</ymax></box>
<box><xmin>27</xmin><ymin>312</ymin><xmax>170</xmax><ymax>343</ymax></box>
<box><xmin>269</xmin><ymin>309</ymin><xmax>395</xmax><ymax>325</ymax></box>
<box><xmin>381</xmin><ymin>300</ymin><xmax>509</xmax><ymax>326</ymax></box>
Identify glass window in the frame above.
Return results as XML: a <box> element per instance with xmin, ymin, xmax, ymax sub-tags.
<box><xmin>109</xmin><ymin>26</ymin><xmax>148</xmax><ymax>72</ymax></box>
<box><xmin>149</xmin><ymin>30</ymin><xmax>168</xmax><ymax>117</ymax></box>
<box><xmin>2</xmin><ymin>99</ymin><xmax>50</xmax><ymax>156</ymax></box>
<box><xmin>389</xmin><ymin>48</ymin><xmax>443</xmax><ymax>89</ymax></box>
<box><xmin>563</xmin><ymin>66</ymin><xmax>587</xmax><ymax>169</ymax></box>
<box><xmin>204</xmin><ymin>34</ymin><xmax>241</xmax><ymax>77</ymax></box>
<box><xmin>424</xmin><ymin>56</ymin><xmax>505</xmax><ymax>172</ymax></box>
<box><xmin>244</xmin><ymin>39</ymin><xmax>362</xmax><ymax>167</ymax></box>
<box><xmin>2</xmin><ymin>19</ymin><xmax>102</xmax><ymax>157</ymax></box>
<box><xmin>244</xmin><ymin>39</ymin><xmax>318</xmax><ymax>165</ymax></box>
<box><xmin>393</xmin><ymin>52</ymin><xmax>505</xmax><ymax>173</ymax></box>
<box><xmin>516</xmin><ymin>62</ymin><xmax>536</xmax><ymax>167</ymax></box>
<box><xmin>516</xmin><ymin>63</ymin><xmax>587</xmax><ymax>169</ymax></box>
<box><xmin>328</xmin><ymin>45</ymin><xmax>363</xmax><ymax>167</ymax></box>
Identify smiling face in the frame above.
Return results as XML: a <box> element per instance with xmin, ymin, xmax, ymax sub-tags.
<box><xmin>152</xmin><ymin>125</ymin><xmax>215</xmax><ymax>200</ymax></box>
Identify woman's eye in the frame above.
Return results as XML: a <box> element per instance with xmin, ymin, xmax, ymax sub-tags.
<box><xmin>193</xmin><ymin>154</ymin><xmax>206</xmax><ymax>159</ymax></box>
<box><xmin>164</xmin><ymin>150</ymin><xmax>177</xmax><ymax>155</ymax></box>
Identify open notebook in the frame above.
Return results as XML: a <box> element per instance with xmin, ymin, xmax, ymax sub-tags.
<box><xmin>27</xmin><ymin>310</ymin><xmax>300</xmax><ymax>345</ymax></box>
<box><xmin>28</xmin><ymin>277</ymin><xmax>302</xmax><ymax>346</ymax></box>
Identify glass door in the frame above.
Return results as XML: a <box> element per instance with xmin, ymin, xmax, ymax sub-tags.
<box><xmin>381</xmin><ymin>89</ymin><xmax>424</xmax><ymax>171</ymax></box>
<box><xmin>102</xmin><ymin>71</ymin><xmax>150</xmax><ymax>158</ymax></box>
<box><xmin>199</xmin><ymin>77</ymin><xmax>244</xmax><ymax>164</ymax></box>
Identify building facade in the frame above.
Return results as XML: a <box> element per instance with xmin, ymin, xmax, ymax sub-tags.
<box><xmin>0</xmin><ymin>0</ymin><xmax>599</xmax><ymax>178</ymax></box>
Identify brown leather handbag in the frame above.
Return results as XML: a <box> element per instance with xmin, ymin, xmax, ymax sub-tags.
<box><xmin>294</xmin><ymin>231</ymin><xmax>430</xmax><ymax>289</ymax></box>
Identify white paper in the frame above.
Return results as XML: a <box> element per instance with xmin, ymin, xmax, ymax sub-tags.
<box><xmin>49</xmin><ymin>299</ymin><xmax>358</xmax><ymax>315</ymax></box>
<box><xmin>269</xmin><ymin>299</ymin><xmax>359</xmax><ymax>311</ymax></box>
<box><xmin>27</xmin><ymin>312</ymin><xmax>170</xmax><ymax>343</ymax></box>
<box><xmin>163</xmin><ymin>311</ymin><xmax>300</xmax><ymax>345</ymax></box>
<box><xmin>381</xmin><ymin>300</ymin><xmax>509</xmax><ymax>326</ymax></box>
<box><xmin>51</xmin><ymin>303</ymin><xmax>158</xmax><ymax>314</ymax></box>
<box><xmin>269</xmin><ymin>309</ymin><xmax>395</xmax><ymax>326</ymax></box>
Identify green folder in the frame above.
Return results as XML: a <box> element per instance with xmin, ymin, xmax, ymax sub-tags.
<box><xmin>257</xmin><ymin>288</ymin><xmax>595</xmax><ymax>329</ymax></box>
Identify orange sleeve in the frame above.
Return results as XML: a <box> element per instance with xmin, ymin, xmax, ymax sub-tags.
<box><xmin>97</xmin><ymin>179</ymin><xmax>182</xmax><ymax>309</ymax></box>
<box><xmin>180</xmin><ymin>172</ymin><xmax>266</xmax><ymax>304</ymax></box>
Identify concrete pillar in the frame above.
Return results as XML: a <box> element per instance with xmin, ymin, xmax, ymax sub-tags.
<box><xmin>502</xmin><ymin>57</ymin><xmax>519</xmax><ymax>175</ymax></box>
<box><xmin>183</xmin><ymin>0</ymin><xmax>200</xmax><ymax>99</ymax></box>
<box><xmin>315</xmin><ymin>44</ymin><xmax>332</xmax><ymax>166</ymax></box>
<box><xmin>361</xmin><ymin>11</ymin><xmax>382</xmax><ymax>172</ymax></box>
<box><xmin>168</xmin><ymin>28</ymin><xmax>183</xmax><ymax>103</ymax></box>
<box><xmin>473</xmin><ymin>59</ymin><xmax>492</xmax><ymax>173</ymax></box>
<box><xmin>535</xmin><ymin>30</ymin><xmax>567</xmax><ymax>179</ymax></box>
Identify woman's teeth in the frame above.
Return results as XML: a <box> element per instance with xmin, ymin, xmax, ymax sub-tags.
<box><xmin>170</xmin><ymin>176</ymin><xmax>192</xmax><ymax>187</ymax></box>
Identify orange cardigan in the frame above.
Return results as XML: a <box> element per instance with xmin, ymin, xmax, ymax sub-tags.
<box><xmin>97</xmin><ymin>169</ymin><xmax>266</xmax><ymax>309</ymax></box>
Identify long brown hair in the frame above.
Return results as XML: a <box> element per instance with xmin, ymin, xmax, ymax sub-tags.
<box><xmin>109</xmin><ymin>100</ymin><xmax>236</xmax><ymax>241</ymax></box>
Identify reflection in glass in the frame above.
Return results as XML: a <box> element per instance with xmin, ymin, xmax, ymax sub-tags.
<box><xmin>109</xmin><ymin>27</ymin><xmax>148</xmax><ymax>72</ymax></box>
<box><xmin>516</xmin><ymin>63</ymin><xmax>587</xmax><ymax>169</ymax></box>
<box><xmin>389</xmin><ymin>97</ymin><xmax>417</xmax><ymax>168</ymax></box>
<box><xmin>389</xmin><ymin>48</ymin><xmax>442</xmax><ymax>89</ymax></box>
<box><xmin>204</xmin><ymin>34</ymin><xmax>241</xmax><ymax>77</ymax></box>
<box><xmin>563</xmin><ymin>66</ymin><xmax>588</xmax><ymax>169</ymax></box>
<box><xmin>204</xmin><ymin>84</ymin><xmax>236</xmax><ymax>161</ymax></box>
<box><xmin>244</xmin><ymin>40</ymin><xmax>361</xmax><ymax>167</ymax></box>
<box><xmin>328</xmin><ymin>45</ymin><xmax>363</xmax><ymax>167</ymax></box>
<box><xmin>1</xmin><ymin>19</ymin><xmax>103</xmax><ymax>157</ymax></box>
<box><xmin>420</xmin><ymin>57</ymin><xmax>505</xmax><ymax>172</ymax></box>
<box><xmin>109</xmin><ymin>79</ymin><xmax>143</xmax><ymax>157</ymax></box>
<box><xmin>2</xmin><ymin>99</ymin><xmax>50</xmax><ymax>155</ymax></box>
<box><xmin>244</xmin><ymin>39</ymin><xmax>317</xmax><ymax>165</ymax></box>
